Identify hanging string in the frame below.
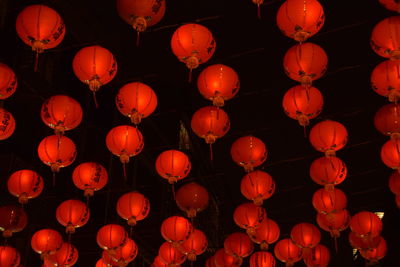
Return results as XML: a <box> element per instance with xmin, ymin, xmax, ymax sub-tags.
<box><xmin>86</xmin><ymin>195</ymin><xmax>90</xmax><ymax>207</ymax></box>
<box><xmin>257</xmin><ymin>4</ymin><xmax>261</xmax><ymax>19</ymax></box>
<box><xmin>303</xmin><ymin>125</ymin><xmax>307</xmax><ymax>138</ymax></box>
<box><xmin>92</xmin><ymin>91</ymin><xmax>99</xmax><ymax>109</ymax></box>
<box><xmin>129</xmin><ymin>226</ymin><xmax>133</xmax><ymax>239</ymax></box>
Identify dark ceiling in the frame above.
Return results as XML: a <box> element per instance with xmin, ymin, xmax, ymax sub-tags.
<box><xmin>0</xmin><ymin>0</ymin><xmax>399</xmax><ymax>266</ymax></box>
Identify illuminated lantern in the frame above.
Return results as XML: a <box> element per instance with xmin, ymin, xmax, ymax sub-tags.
<box><xmin>379</xmin><ymin>0</ymin><xmax>400</xmax><ymax>12</ymax></box>
<box><xmin>152</xmin><ymin>256</ymin><xmax>169</xmax><ymax>267</ymax></box>
<box><xmin>312</xmin><ymin>188</ymin><xmax>347</xmax><ymax>214</ymax></box>
<box><xmin>0</xmin><ymin>108</ymin><xmax>15</xmax><ymax>140</ymax></box>
<box><xmin>109</xmin><ymin>238</ymin><xmax>138</xmax><ymax>266</ymax></box>
<box><xmin>316</xmin><ymin>209</ymin><xmax>350</xmax><ymax>238</ymax></box>
<box><xmin>381</xmin><ymin>138</ymin><xmax>400</xmax><ymax>169</ymax></box>
<box><xmin>349</xmin><ymin>211</ymin><xmax>382</xmax><ymax>238</ymax></box>
<box><xmin>181</xmin><ymin>229</ymin><xmax>208</xmax><ymax>261</ymax></box>
<box><xmin>282</xmin><ymin>85</ymin><xmax>323</xmax><ymax>126</ymax></box>
<box><xmin>37</xmin><ymin>135</ymin><xmax>77</xmax><ymax>173</ymax></box>
<box><xmin>0</xmin><ymin>63</ymin><xmax>17</xmax><ymax>99</ymax></box>
<box><xmin>283</xmin><ymin>43</ymin><xmax>328</xmax><ymax>87</ymax></box>
<box><xmin>96</xmin><ymin>224</ymin><xmax>128</xmax><ymax>252</ymax></box>
<box><xmin>31</xmin><ymin>229</ymin><xmax>63</xmax><ymax>258</ymax></box>
<box><xmin>224</xmin><ymin>232</ymin><xmax>254</xmax><ymax>263</ymax></box>
<box><xmin>72</xmin><ymin>46</ymin><xmax>117</xmax><ymax>106</ymax></box>
<box><xmin>371</xmin><ymin>16</ymin><xmax>400</xmax><ymax>60</ymax></box>
<box><xmin>41</xmin><ymin>95</ymin><xmax>82</xmax><ymax>135</ymax></box>
<box><xmin>0</xmin><ymin>246</ymin><xmax>20</xmax><ymax>267</ymax></box>
<box><xmin>348</xmin><ymin>232</ymin><xmax>382</xmax><ymax>250</ymax></box>
<box><xmin>309</xmin><ymin>156</ymin><xmax>347</xmax><ymax>190</ymax></box>
<box><xmin>116</xmin><ymin>82</ymin><xmax>158</xmax><ymax>125</ymax></box>
<box><xmin>15</xmin><ymin>5</ymin><xmax>65</xmax><ymax>70</ymax></box>
<box><xmin>101</xmin><ymin>251</ymin><xmax>120</xmax><ymax>267</ymax></box>
<box><xmin>72</xmin><ymin>162</ymin><xmax>108</xmax><ymax>197</ymax></box>
<box><xmin>233</xmin><ymin>202</ymin><xmax>266</xmax><ymax>235</ymax></box>
<box><xmin>290</xmin><ymin>223</ymin><xmax>321</xmax><ymax>250</ymax></box>
<box><xmin>389</xmin><ymin>171</ymin><xmax>400</xmax><ymax>195</ymax></box>
<box><xmin>46</xmin><ymin>243</ymin><xmax>78</xmax><ymax>267</ymax></box>
<box><xmin>250</xmin><ymin>251</ymin><xmax>276</xmax><ymax>267</ymax></box>
<box><xmin>96</xmin><ymin>259</ymin><xmax>111</xmax><ymax>267</ymax></box>
<box><xmin>0</xmin><ymin>205</ymin><xmax>27</xmax><ymax>238</ymax></box>
<box><xmin>106</xmin><ymin>125</ymin><xmax>144</xmax><ymax>164</ymax></box>
<box><xmin>309</xmin><ymin>120</ymin><xmax>348</xmax><ymax>157</ymax></box>
<box><xmin>158</xmin><ymin>242</ymin><xmax>187</xmax><ymax>266</ymax></box>
<box><xmin>371</xmin><ymin>60</ymin><xmax>400</xmax><ymax>102</ymax></box>
<box><xmin>116</xmin><ymin>191</ymin><xmax>150</xmax><ymax>226</ymax></box>
<box><xmin>155</xmin><ymin>150</ymin><xmax>191</xmax><ymax>184</ymax></box>
<box><xmin>175</xmin><ymin>182</ymin><xmax>209</xmax><ymax>218</ymax></box>
<box><xmin>277</xmin><ymin>0</ymin><xmax>325</xmax><ymax>42</ymax></box>
<box><xmin>240</xmin><ymin>170</ymin><xmax>275</xmax><ymax>206</ymax></box>
<box><xmin>360</xmin><ymin>237</ymin><xmax>387</xmax><ymax>263</ymax></box>
<box><xmin>205</xmin><ymin>257</ymin><xmax>217</xmax><ymax>267</ymax></box>
<box><xmin>274</xmin><ymin>239</ymin><xmax>303</xmax><ymax>267</ymax></box>
<box><xmin>214</xmin><ymin>248</ymin><xmax>239</xmax><ymax>267</ymax></box>
<box><xmin>161</xmin><ymin>216</ymin><xmax>193</xmax><ymax>245</ymax></box>
<box><xmin>303</xmin><ymin>244</ymin><xmax>330</xmax><ymax>267</ymax></box>
<box><xmin>190</xmin><ymin>106</ymin><xmax>230</xmax><ymax>144</ymax></box>
<box><xmin>56</xmin><ymin>199</ymin><xmax>90</xmax><ymax>234</ymax></box>
<box><xmin>7</xmin><ymin>169</ymin><xmax>43</xmax><ymax>204</ymax></box>
<box><xmin>249</xmin><ymin>218</ymin><xmax>280</xmax><ymax>251</ymax></box>
<box><xmin>374</xmin><ymin>103</ymin><xmax>400</xmax><ymax>138</ymax></box>
<box><xmin>231</xmin><ymin>136</ymin><xmax>267</xmax><ymax>172</ymax></box>
<box><xmin>197</xmin><ymin>64</ymin><xmax>240</xmax><ymax>107</ymax></box>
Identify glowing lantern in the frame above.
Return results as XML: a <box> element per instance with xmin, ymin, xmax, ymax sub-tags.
<box><xmin>175</xmin><ymin>182</ymin><xmax>209</xmax><ymax>218</ymax></box>
<box><xmin>0</xmin><ymin>246</ymin><xmax>20</xmax><ymax>267</ymax></box>
<box><xmin>116</xmin><ymin>191</ymin><xmax>150</xmax><ymax>226</ymax></box>
<box><xmin>224</xmin><ymin>232</ymin><xmax>254</xmax><ymax>263</ymax></box>
<box><xmin>0</xmin><ymin>108</ymin><xmax>15</xmax><ymax>140</ymax></box>
<box><xmin>214</xmin><ymin>248</ymin><xmax>239</xmax><ymax>267</ymax></box>
<box><xmin>290</xmin><ymin>223</ymin><xmax>321</xmax><ymax>250</ymax></box>
<box><xmin>349</xmin><ymin>211</ymin><xmax>382</xmax><ymax>238</ymax></box>
<box><xmin>96</xmin><ymin>224</ymin><xmax>128</xmax><ymax>252</ymax></box>
<box><xmin>205</xmin><ymin>257</ymin><xmax>217</xmax><ymax>267</ymax></box>
<box><xmin>359</xmin><ymin>237</ymin><xmax>387</xmax><ymax>263</ymax></box>
<box><xmin>72</xmin><ymin>162</ymin><xmax>108</xmax><ymax>197</ymax></box>
<box><xmin>277</xmin><ymin>0</ymin><xmax>325</xmax><ymax>42</ymax></box>
<box><xmin>197</xmin><ymin>64</ymin><xmax>240</xmax><ymax>107</ymax></box>
<box><xmin>250</xmin><ymin>251</ymin><xmax>276</xmax><ymax>267</ymax></box>
<box><xmin>379</xmin><ymin>0</ymin><xmax>400</xmax><ymax>12</ymax></box>
<box><xmin>46</xmin><ymin>242</ymin><xmax>78</xmax><ymax>267</ymax></box>
<box><xmin>309</xmin><ymin>120</ymin><xmax>348</xmax><ymax>157</ymax></box>
<box><xmin>381</xmin><ymin>138</ymin><xmax>400</xmax><ymax>169</ymax></box>
<box><xmin>389</xmin><ymin>171</ymin><xmax>400</xmax><ymax>195</ymax></box>
<box><xmin>371</xmin><ymin>60</ymin><xmax>400</xmax><ymax>102</ymax></box>
<box><xmin>31</xmin><ymin>229</ymin><xmax>63</xmax><ymax>258</ymax></box>
<box><xmin>348</xmin><ymin>232</ymin><xmax>382</xmax><ymax>251</ymax></box>
<box><xmin>96</xmin><ymin>259</ymin><xmax>110</xmax><ymax>267</ymax></box>
<box><xmin>312</xmin><ymin>188</ymin><xmax>347</xmax><ymax>214</ymax></box>
<box><xmin>116</xmin><ymin>82</ymin><xmax>158</xmax><ymax>125</ymax></box>
<box><xmin>101</xmin><ymin>251</ymin><xmax>120</xmax><ymax>267</ymax></box>
<box><xmin>309</xmin><ymin>156</ymin><xmax>347</xmax><ymax>190</ymax></box>
<box><xmin>0</xmin><ymin>63</ymin><xmax>17</xmax><ymax>99</ymax></box>
<box><xmin>7</xmin><ymin>169</ymin><xmax>43</xmax><ymax>204</ymax></box>
<box><xmin>109</xmin><ymin>238</ymin><xmax>138</xmax><ymax>266</ymax></box>
<box><xmin>0</xmin><ymin>205</ymin><xmax>27</xmax><ymax>238</ymax></box>
<box><xmin>303</xmin><ymin>244</ymin><xmax>330</xmax><ymax>267</ymax></box>
<box><xmin>155</xmin><ymin>150</ymin><xmax>191</xmax><ymax>184</ymax></box>
<box><xmin>274</xmin><ymin>239</ymin><xmax>303</xmax><ymax>267</ymax></box>
<box><xmin>181</xmin><ymin>229</ymin><xmax>208</xmax><ymax>261</ymax></box>
<box><xmin>152</xmin><ymin>256</ymin><xmax>169</xmax><ymax>267</ymax></box>
<box><xmin>233</xmin><ymin>202</ymin><xmax>266</xmax><ymax>235</ymax></box>
<box><xmin>371</xmin><ymin>16</ymin><xmax>400</xmax><ymax>60</ymax></box>
<box><xmin>249</xmin><ymin>218</ymin><xmax>280</xmax><ymax>251</ymax></box>
<box><xmin>240</xmin><ymin>170</ymin><xmax>275</xmax><ymax>206</ymax></box>
<box><xmin>158</xmin><ymin>242</ymin><xmax>187</xmax><ymax>266</ymax></box>
<box><xmin>56</xmin><ymin>199</ymin><xmax>90</xmax><ymax>234</ymax></box>
<box><xmin>161</xmin><ymin>216</ymin><xmax>193</xmax><ymax>245</ymax></box>
<box><xmin>374</xmin><ymin>103</ymin><xmax>400</xmax><ymax>138</ymax></box>
<box><xmin>231</xmin><ymin>136</ymin><xmax>267</xmax><ymax>172</ymax></box>
<box><xmin>316</xmin><ymin>209</ymin><xmax>350</xmax><ymax>238</ymax></box>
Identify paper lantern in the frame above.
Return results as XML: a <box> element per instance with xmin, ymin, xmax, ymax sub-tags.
<box><xmin>303</xmin><ymin>244</ymin><xmax>330</xmax><ymax>267</ymax></box>
<box><xmin>312</xmin><ymin>188</ymin><xmax>347</xmax><ymax>214</ymax></box>
<box><xmin>0</xmin><ymin>205</ymin><xmax>27</xmax><ymax>238</ymax></box>
<box><xmin>359</xmin><ymin>237</ymin><xmax>387</xmax><ymax>263</ymax></box>
<box><xmin>46</xmin><ymin>243</ymin><xmax>78</xmax><ymax>267</ymax></box>
<box><xmin>371</xmin><ymin>16</ymin><xmax>400</xmax><ymax>59</ymax></box>
<box><xmin>109</xmin><ymin>238</ymin><xmax>138</xmax><ymax>266</ymax></box>
<box><xmin>155</xmin><ymin>150</ymin><xmax>191</xmax><ymax>184</ymax></box>
<box><xmin>0</xmin><ymin>63</ymin><xmax>17</xmax><ymax>99</ymax></box>
<box><xmin>72</xmin><ymin>162</ymin><xmax>108</xmax><ymax>197</ymax></box>
<box><xmin>371</xmin><ymin>60</ymin><xmax>400</xmax><ymax>102</ymax></box>
<box><xmin>274</xmin><ymin>239</ymin><xmax>303</xmax><ymax>267</ymax></box>
<box><xmin>31</xmin><ymin>229</ymin><xmax>63</xmax><ymax>257</ymax></box>
<box><xmin>96</xmin><ymin>224</ymin><xmax>128</xmax><ymax>252</ymax></box>
<box><xmin>233</xmin><ymin>202</ymin><xmax>266</xmax><ymax>235</ymax></box>
<box><xmin>224</xmin><ymin>232</ymin><xmax>254</xmax><ymax>262</ymax></box>
<box><xmin>7</xmin><ymin>169</ymin><xmax>43</xmax><ymax>204</ymax></box>
<box><xmin>240</xmin><ymin>170</ymin><xmax>275</xmax><ymax>206</ymax></box>
<box><xmin>214</xmin><ymin>248</ymin><xmax>239</xmax><ymax>267</ymax></box>
<box><xmin>379</xmin><ymin>0</ymin><xmax>400</xmax><ymax>12</ymax></box>
<box><xmin>152</xmin><ymin>256</ymin><xmax>169</xmax><ymax>267</ymax></box>
<box><xmin>309</xmin><ymin>120</ymin><xmax>348</xmax><ymax>157</ymax></box>
<box><xmin>374</xmin><ymin>103</ymin><xmax>400</xmax><ymax>138</ymax></box>
<box><xmin>56</xmin><ymin>199</ymin><xmax>90</xmax><ymax>234</ymax></box>
<box><xmin>290</xmin><ymin>223</ymin><xmax>321</xmax><ymax>249</ymax></box>
<box><xmin>381</xmin><ymin>138</ymin><xmax>400</xmax><ymax>169</ymax></box>
<box><xmin>389</xmin><ymin>170</ymin><xmax>400</xmax><ymax>195</ymax></box>
<box><xmin>116</xmin><ymin>191</ymin><xmax>150</xmax><ymax>226</ymax></box>
<box><xmin>175</xmin><ymin>182</ymin><xmax>209</xmax><ymax>218</ymax></box>
<box><xmin>158</xmin><ymin>242</ymin><xmax>187</xmax><ymax>266</ymax></box>
<box><xmin>250</xmin><ymin>251</ymin><xmax>276</xmax><ymax>267</ymax></box>
<box><xmin>348</xmin><ymin>232</ymin><xmax>382</xmax><ymax>251</ymax></box>
<box><xmin>0</xmin><ymin>108</ymin><xmax>15</xmax><ymax>140</ymax></box>
<box><xmin>349</xmin><ymin>211</ymin><xmax>382</xmax><ymax>238</ymax></box>
<box><xmin>161</xmin><ymin>216</ymin><xmax>193</xmax><ymax>245</ymax></box>
<box><xmin>181</xmin><ymin>229</ymin><xmax>208</xmax><ymax>261</ymax></box>
<box><xmin>231</xmin><ymin>136</ymin><xmax>267</xmax><ymax>172</ymax></box>
<box><xmin>316</xmin><ymin>209</ymin><xmax>350</xmax><ymax>238</ymax></box>
<box><xmin>0</xmin><ymin>246</ymin><xmax>20</xmax><ymax>267</ymax></box>
<box><xmin>309</xmin><ymin>156</ymin><xmax>347</xmax><ymax>189</ymax></box>
<box><xmin>249</xmin><ymin>218</ymin><xmax>280</xmax><ymax>251</ymax></box>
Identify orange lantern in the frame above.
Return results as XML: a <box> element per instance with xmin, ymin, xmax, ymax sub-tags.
<box><xmin>159</xmin><ymin>242</ymin><xmax>187</xmax><ymax>266</ymax></box>
<box><xmin>96</xmin><ymin>224</ymin><xmax>128</xmax><ymax>252</ymax></box>
<box><xmin>374</xmin><ymin>103</ymin><xmax>400</xmax><ymax>138</ymax></box>
<box><xmin>41</xmin><ymin>95</ymin><xmax>83</xmax><ymax>135</ymax></box>
<box><xmin>0</xmin><ymin>246</ymin><xmax>20</xmax><ymax>267</ymax></box>
<box><xmin>46</xmin><ymin>242</ymin><xmax>78</xmax><ymax>267</ymax></box>
<box><xmin>0</xmin><ymin>108</ymin><xmax>15</xmax><ymax>140</ymax></box>
<box><xmin>371</xmin><ymin>16</ymin><xmax>400</xmax><ymax>60</ymax></box>
<box><xmin>250</xmin><ymin>251</ymin><xmax>276</xmax><ymax>267</ymax></box>
<box><xmin>224</xmin><ymin>232</ymin><xmax>254</xmax><ymax>263</ymax></box>
<box><xmin>309</xmin><ymin>120</ymin><xmax>348</xmax><ymax>157</ymax></box>
<box><xmin>371</xmin><ymin>60</ymin><xmax>400</xmax><ymax>102</ymax></box>
<box><xmin>277</xmin><ymin>0</ymin><xmax>325</xmax><ymax>42</ymax></box>
<box><xmin>282</xmin><ymin>85</ymin><xmax>324</xmax><ymax>126</ymax></box>
<box><xmin>290</xmin><ymin>223</ymin><xmax>321</xmax><ymax>250</ymax></box>
<box><xmin>31</xmin><ymin>229</ymin><xmax>63</xmax><ymax>258</ymax></box>
<box><xmin>213</xmin><ymin>248</ymin><xmax>239</xmax><ymax>267</ymax></box>
<box><xmin>161</xmin><ymin>216</ymin><xmax>193</xmax><ymax>245</ymax></box>
<box><xmin>7</xmin><ymin>169</ymin><xmax>44</xmax><ymax>204</ymax></box>
<box><xmin>389</xmin><ymin>170</ymin><xmax>400</xmax><ymax>195</ymax></box>
<box><xmin>231</xmin><ymin>136</ymin><xmax>267</xmax><ymax>172</ymax></box>
<box><xmin>197</xmin><ymin>64</ymin><xmax>240</xmax><ymax>107</ymax></box>
<box><xmin>181</xmin><ymin>229</ymin><xmax>208</xmax><ymax>261</ymax></box>
<box><xmin>155</xmin><ymin>150</ymin><xmax>191</xmax><ymax>184</ymax></box>
<box><xmin>283</xmin><ymin>43</ymin><xmax>328</xmax><ymax>87</ymax></box>
<box><xmin>381</xmin><ymin>138</ymin><xmax>400</xmax><ymax>169</ymax></box>
<box><xmin>273</xmin><ymin>239</ymin><xmax>303</xmax><ymax>267</ymax></box>
<box><xmin>312</xmin><ymin>188</ymin><xmax>347</xmax><ymax>214</ymax></box>
<box><xmin>240</xmin><ymin>170</ymin><xmax>275</xmax><ymax>206</ymax></box>
<box><xmin>348</xmin><ymin>232</ymin><xmax>382</xmax><ymax>251</ymax></box>
<box><xmin>109</xmin><ymin>238</ymin><xmax>138</xmax><ymax>266</ymax></box>
<box><xmin>116</xmin><ymin>191</ymin><xmax>150</xmax><ymax>226</ymax></box>
<box><xmin>72</xmin><ymin>162</ymin><xmax>108</xmax><ymax>197</ymax></box>
<box><xmin>303</xmin><ymin>244</ymin><xmax>330</xmax><ymax>267</ymax></box>
<box><xmin>359</xmin><ymin>237</ymin><xmax>387</xmax><ymax>263</ymax></box>
<box><xmin>249</xmin><ymin>218</ymin><xmax>280</xmax><ymax>251</ymax></box>
<box><xmin>56</xmin><ymin>199</ymin><xmax>90</xmax><ymax>234</ymax></box>
<box><xmin>116</xmin><ymin>82</ymin><xmax>158</xmax><ymax>125</ymax></box>
<box><xmin>175</xmin><ymin>182</ymin><xmax>209</xmax><ymax>218</ymax></box>
<box><xmin>316</xmin><ymin>209</ymin><xmax>350</xmax><ymax>238</ymax></box>
<box><xmin>0</xmin><ymin>205</ymin><xmax>27</xmax><ymax>238</ymax></box>
<box><xmin>0</xmin><ymin>63</ymin><xmax>17</xmax><ymax>100</ymax></box>
<box><xmin>152</xmin><ymin>256</ymin><xmax>169</xmax><ymax>267</ymax></box>
<box><xmin>37</xmin><ymin>135</ymin><xmax>77</xmax><ymax>173</ymax></box>
<box><xmin>349</xmin><ymin>211</ymin><xmax>382</xmax><ymax>238</ymax></box>
<box><xmin>233</xmin><ymin>202</ymin><xmax>266</xmax><ymax>235</ymax></box>
<box><xmin>379</xmin><ymin>0</ymin><xmax>400</xmax><ymax>12</ymax></box>
<box><xmin>309</xmin><ymin>156</ymin><xmax>347</xmax><ymax>189</ymax></box>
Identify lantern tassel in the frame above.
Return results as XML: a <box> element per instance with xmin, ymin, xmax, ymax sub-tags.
<box><xmin>257</xmin><ymin>4</ymin><xmax>261</xmax><ymax>19</ymax></box>
<box><xmin>129</xmin><ymin>226</ymin><xmax>133</xmax><ymax>238</ymax></box>
<box><xmin>86</xmin><ymin>195</ymin><xmax>90</xmax><ymax>207</ymax></box>
<box><xmin>34</xmin><ymin>51</ymin><xmax>39</xmax><ymax>72</ymax></box>
<box><xmin>334</xmin><ymin>236</ymin><xmax>338</xmax><ymax>253</ymax></box>
<box><xmin>209</xmin><ymin>143</ymin><xmax>214</xmax><ymax>165</ymax></box>
<box><xmin>303</xmin><ymin>124</ymin><xmax>307</xmax><ymax>138</ymax></box>
<box><xmin>52</xmin><ymin>172</ymin><xmax>56</xmax><ymax>187</ymax></box>
<box><xmin>136</xmin><ymin>31</ymin><xmax>140</xmax><ymax>47</ymax></box>
<box><xmin>122</xmin><ymin>162</ymin><xmax>127</xmax><ymax>181</ymax></box>
<box><xmin>188</xmin><ymin>68</ymin><xmax>193</xmax><ymax>83</ymax></box>
<box><xmin>172</xmin><ymin>183</ymin><xmax>176</xmax><ymax>201</ymax></box>
<box><xmin>92</xmin><ymin>91</ymin><xmax>99</xmax><ymax>109</ymax></box>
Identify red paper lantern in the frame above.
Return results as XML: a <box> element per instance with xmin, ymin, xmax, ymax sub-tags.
<box><xmin>250</xmin><ymin>218</ymin><xmax>280</xmax><ymax>251</ymax></box>
<box><xmin>102</xmin><ymin>250</ymin><xmax>120</xmax><ymax>267</ymax></box>
<box><xmin>0</xmin><ymin>246</ymin><xmax>20</xmax><ymax>267</ymax></box>
<box><xmin>250</xmin><ymin>251</ymin><xmax>276</xmax><ymax>267</ymax></box>
<box><xmin>72</xmin><ymin>162</ymin><xmax>108</xmax><ymax>197</ymax></box>
<box><xmin>56</xmin><ymin>199</ymin><xmax>90</xmax><ymax>234</ymax></box>
<box><xmin>175</xmin><ymin>182</ymin><xmax>209</xmax><ymax>218</ymax></box>
<box><xmin>224</xmin><ymin>232</ymin><xmax>254</xmax><ymax>262</ymax></box>
<box><xmin>389</xmin><ymin>170</ymin><xmax>400</xmax><ymax>195</ymax></box>
<box><xmin>116</xmin><ymin>191</ymin><xmax>150</xmax><ymax>226</ymax></box>
<box><xmin>0</xmin><ymin>108</ymin><xmax>16</xmax><ymax>140</ymax></box>
<box><xmin>96</xmin><ymin>224</ymin><xmax>128</xmax><ymax>252</ymax></box>
<box><xmin>37</xmin><ymin>135</ymin><xmax>77</xmax><ymax>173</ymax></box>
<box><xmin>214</xmin><ymin>248</ymin><xmax>239</xmax><ymax>267</ymax></box>
<box><xmin>274</xmin><ymin>238</ymin><xmax>303</xmax><ymax>267</ymax></box>
<box><xmin>155</xmin><ymin>150</ymin><xmax>191</xmax><ymax>184</ymax></box>
<box><xmin>374</xmin><ymin>103</ymin><xmax>400</xmax><ymax>138</ymax></box>
<box><xmin>371</xmin><ymin>16</ymin><xmax>400</xmax><ymax>60</ymax></box>
<box><xmin>109</xmin><ymin>238</ymin><xmax>138</xmax><ymax>266</ymax></box>
<box><xmin>152</xmin><ymin>256</ymin><xmax>169</xmax><ymax>267</ymax></box>
<box><xmin>41</xmin><ymin>95</ymin><xmax>82</xmax><ymax>134</ymax></box>
<box><xmin>31</xmin><ymin>229</ymin><xmax>63</xmax><ymax>257</ymax></box>
<box><xmin>161</xmin><ymin>216</ymin><xmax>193</xmax><ymax>245</ymax></box>
<box><xmin>290</xmin><ymin>223</ymin><xmax>321</xmax><ymax>249</ymax></box>
<box><xmin>282</xmin><ymin>85</ymin><xmax>324</xmax><ymax>126</ymax></box>
<box><xmin>205</xmin><ymin>256</ymin><xmax>217</xmax><ymax>267</ymax></box>
<box><xmin>233</xmin><ymin>202</ymin><xmax>266</xmax><ymax>235</ymax></box>
<box><xmin>0</xmin><ymin>63</ymin><xmax>17</xmax><ymax>100</ymax></box>
<box><xmin>381</xmin><ymin>138</ymin><xmax>400</xmax><ymax>169</ymax></box>
<box><xmin>312</xmin><ymin>188</ymin><xmax>347</xmax><ymax>214</ymax></box>
<box><xmin>181</xmin><ymin>229</ymin><xmax>208</xmax><ymax>261</ymax></box>
<box><xmin>316</xmin><ymin>209</ymin><xmax>350</xmax><ymax>238</ymax></box>
<box><xmin>231</xmin><ymin>136</ymin><xmax>267</xmax><ymax>172</ymax></box>
<box><xmin>116</xmin><ymin>82</ymin><xmax>158</xmax><ymax>125</ymax></box>
<box><xmin>240</xmin><ymin>170</ymin><xmax>275</xmax><ymax>206</ymax></box>
<box><xmin>0</xmin><ymin>205</ymin><xmax>27</xmax><ymax>238</ymax></box>
<box><xmin>309</xmin><ymin>120</ymin><xmax>348</xmax><ymax>157</ymax></box>
<box><xmin>283</xmin><ymin>43</ymin><xmax>328</xmax><ymax>87</ymax></box>
<box><xmin>309</xmin><ymin>156</ymin><xmax>347</xmax><ymax>189</ymax></box>
<box><xmin>197</xmin><ymin>64</ymin><xmax>240</xmax><ymax>107</ymax></box>
<box><xmin>46</xmin><ymin>242</ymin><xmax>78</xmax><ymax>267</ymax></box>
<box><xmin>379</xmin><ymin>0</ymin><xmax>400</xmax><ymax>12</ymax></box>
<box><xmin>371</xmin><ymin>60</ymin><xmax>400</xmax><ymax>102</ymax></box>
<box><xmin>349</xmin><ymin>211</ymin><xmax>382</xmax><ymax>238</ymax></box>
<box><xmin>360</xmin><ymin>237</ymin><xmax>387</xmax><ymax>262</ymax></box>
<box><xmin>348</xmin><ymin>232</ymin><xmax>382</xmax><ymax>250</ymax></box>
<box><xmin>191</xmin><ymin>106</ymin><xmax>230</xmax><ymax>144</ymax></box>
<box><xmin>7</xmin><ymin>169</ymin><xmax>43</xmax><ymax>204</ymax></box>
<box><xmin>277</xmin><ymin>0</ymin><xmax>325</xmax><ymax>42</ymax></box>
<box><xmin>303</xmin><ymin>244</ymin><xmax>330</xmax><ymax>267</ymax></box>
<box><xmin>158</xmin><ymin>242</ymin><xmax>187</xmax><ymax>266</ymax></box>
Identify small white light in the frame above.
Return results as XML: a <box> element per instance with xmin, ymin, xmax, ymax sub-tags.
<box><xmin>375</xmin><ymin>211</ymin><xmax>385</xmax><ymax>220</ymax></box>
<box><xmin>353</xmin><ymin>248</ymin><xmax>358</xmax><ymax>260</ymax></box>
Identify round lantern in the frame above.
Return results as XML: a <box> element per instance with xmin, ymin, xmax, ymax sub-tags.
<box><xmin>158</xmin><ymin>242</ymin><xmax>187</xmax><ymax>266</ymax></box>
<box><xmin>231</xmin><ymin>136</ymin><xmax>267</xmax><ymax>172</ymax></box>
<box><xmin>349</xmin><ymin>211</ymin><xmax>382</xmax><ymax>238</ymax></box>
<box><xmin>379</xmin><ymin>0</ymin><xmax>400</xmax><ymax>12</ymax></box>
<box><xmin>152</xmin><ymin>256</ymin><xmax>168</xmax><ymax>267</ymax></box>
<box><xmin>0</xmin><ymin>205</ymin><xmax>27</xmax><ymax>238</ymax></box>
<box><xmin>214</xmin><ymin>248</ymin><xmax>238</xmax><ymax>267</ymax></box>
<box><xmin>360</xmin><ymin>237</ymin><xmax>387</xmax><ymax>263</ymax></box>
<box><xmin>389</xmin><ymin>170</ymin><xmax>400</xmax><ymax>195</ymax></box>
<box><xmin>206</xmin><ymin>256</ymin><xmax>217</xmax><ymax>267</ymax></box>
<box><xmin>116</xmin><ymin>82</ymin><xmax>158</xmax><ymax>125</ymax></box>
<box><xmin>181</xmin><ymin>229</ymin><xmax>208</xmax><ymax>261</ymax></box>
<box><xmin>175</xmin><ymin>182</ymin><xmax>209</xmax><ymax>218</ymax></box>
<box><xmin>191</xmin><ymin>106</ymin><xmax>230</xmax><ymax>144</ymax></box>
<box><xmin>250</xmin><ymin>251</ymin><xmax>276</xmax><ymax>267</ymax></box>
<box><xmin>371</xmin><ymin>16</ymin><xmax>400</xmax><ymax>60</ymax></box>
<box><xmin>101</xmin><ymin>250</ymin><xmax>119</xmax><ymax>267</ymax></box>
<box><xmin>303</xmin><ymin>244</ymin><xmax>330</xmax><ymax>267</ymax></box>
<box><xmin>283</xmin><ymin>43</ymin><xmax>328</xmax><ymax>87</ymax></box>
<box><xmin>7</xmin><ymin>169</ymin><xmax>44</xmax><ymax>204</ymax></box>
<box><xmin>31</xmin><ymin>229</ymin><xmax>63</xmax><ymax>257</ymax></box>
<box><xmin>348</xmin><ymin>232</ymin><xmax>382</xmax><ymax>251</ymax></box>
<box><xmin>290</xmin><ymin>223</ymin><xmax>321</xmax><ymax>249</ymax></box>
<box><xmin>274</xmin><ymin>238</ymin><xmax>303</xmax><ymax>267</ymax></box>
<box><xmin>233</xmin><ymin>202</ymin><xmax>266</xmax><ymax>235</ymax></box>
<box><xmin>41</xmin><ymin>95</ymin><xmax>82</xmax><ymax>134</ymax></box>
<box><xmin>240</xmin><ymin>170</ymin><xmax>275</xmax><ymax>205</ymax></box>
<box><xmin>309</xmin><ymin>156</ymin><xmax>347</xmax><ymax>189</ymax></box>
<box><xmin>0</xmin><ymin>63</ymin><xmax>17</xmax><ymax>99</ymax></box>
<box><xmin>197</xmin><ymin>64</ymin><xmax>240</xmax><ymax>107</ymax></box>
<box><xmin>381</xmin><ymin>138</ymin><xmax>400</xmax><ymax>169</ymax></box>
<box><xmin>72</xmin><ymin>162</ymin><xmax>108</xmax><ymax>197</ymax></box>
<box><xmin>37</xmin><ymin>135</ymin><xmax>77</xmax><ymax>173</ymax></box>
<box><xmin>249</xmin><ymin>218</ymin><xmax>280</xmax><ymax>251</ymax></box>
<box><xmin>161</xmin><ymin>216</ymin><xmax>193</xmax><ymax>245</ymax></box>
<box><xmin>282</xmin><ymin>85</ymin><xmax>324</xmax><ymax>126</ymax></box>
<box><xmin>371</xmin><ymin>60</ymin><xmax>400</xmax><ymax>102</ymax></box>
<box><xmin>224</xmin><ymin>232</ymin><xmax>254</xmax><ymax>262</ymax></box>
<box><xmin>46</xmin><ymin>242</ymin><xmax>78</xmax><ymax>267</ymax></box>
<box><xmin>56</xmin><ymin>199</ymin><xmax>90</xmax><ymax>234</ymax></box>
<box><xmin>312</xmin><ymin>188</ymin><xmax>347</xmax><ymax>214</ymax></box>
<box><xmin>316</xmin><ymin>209</ymin><xmax>350</xmax><ymax>238</ymax></box>
<box><xmin>109</xmin><ymin>238</ymin><xmax>138</xmax><ymax>266</ymax></box>
<box><xmin>0</xmin><ymin>246</ymin><xmax>20</xmax><ymax>267</ymax></box>
<box><xmin>155</xmin><ymin>150</ymin><xmax>191</xmax><ymax>184</ymax></box>
<box><xmin>277</xmin><ymin>0</ymin><xmax>325</xmax><ymax>42</ymax></box>
<box><xmin>116</xmin><ymin>191</ymin><xmax>150</xmax><ymax>226</ymax></box>
<box><xmin>309</xmin><ymin>120</ymin><xmax>348</xmax><ymax>157</ymax></box>
<box><xmin>374</xmin><ymin>103</ymin><xmax>400</xmax><ymax>138</ymax></box>
<box><xmin>96</xmin><ymin>224</ymin><xmax>128</xmax><ymax>252</ymax></box>
<box><xmin>0</xmin><ymin>108</ymin><xmax>15</xmax><ymax>140</ymax></box>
